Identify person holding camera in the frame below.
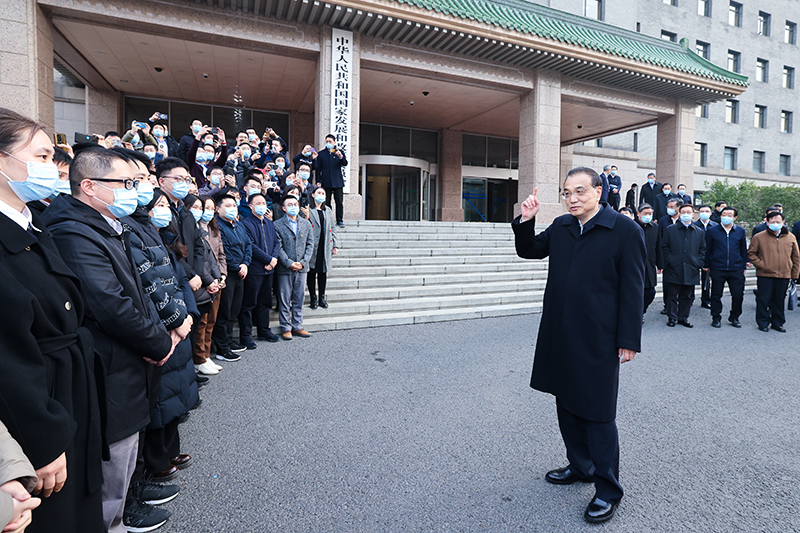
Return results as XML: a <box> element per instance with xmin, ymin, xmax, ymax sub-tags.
<box><xmin>311</xmin><ymin>134</ymin><xmax>347</xmax><ymax>227</ymax></box>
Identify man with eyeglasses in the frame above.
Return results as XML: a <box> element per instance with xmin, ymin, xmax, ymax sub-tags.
<box><xmin>42</xmin><ymin>148</ymin><xmax>178</xmax><ymax>533</ymax></box>
<box><xmin>512</xmin><ymin>167</ymin><xmax>645</xmax><ymax>524</ymax></box>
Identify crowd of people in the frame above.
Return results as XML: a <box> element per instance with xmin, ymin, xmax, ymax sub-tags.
<box><xmin>0</xmin><ymin>106</ymin><xmax>342</xmax><ymax>533</ymax></box>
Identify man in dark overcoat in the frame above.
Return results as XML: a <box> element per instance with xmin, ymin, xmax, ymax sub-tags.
<box><xmin>512</xmin><ymin>167</ymin><xmax>645</xmax><ymax>524</ymax></box>
<box><xmin>636</xmin><ymin>203</ymin><xmax>663</xmax><ymax>315</ymax></box>
<box><xmin>661</xmin><ymin>203</ymin><xmax>706</xmax><ymax>327</ymax></box>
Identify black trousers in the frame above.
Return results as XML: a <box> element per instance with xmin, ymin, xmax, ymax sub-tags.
<box><xmin>307</xmin><ymin>270</ymin><xmax>327</xmax><ymax>298</ymax></box>
<box><xmin>557</xmin><ymin>400</ymin><xmax>623</xmax><ymax>504</ymax></box>
<box><xmin>710</xmin><ymin>270</ymin><xmax>745</xmax><ymax>320</ymax></box>
<box><xmin>666</xmin><ymin>283</ymin><xmax>694</xmax><ymax>321</ymax></box>
<box><xmin>143</xmin><ymin>418</ymin><xmax>181</xmax><ymax>476</ymax></box>
<box><xmin>608</xmin><ymin>194</ymin><xmax>620</xmax><ymax>211</ymax></box>
<box><xmin>755</xmin><ymin>276</ymin><xmax>789</xmax><ymax>328</ymax></box>
<box><xmin>212</xmin><ymin>273</ymin><xmax>243</xmax><ymax>353</ymax></box>
<box><xmin>643</xmin><ymin>286</ymin><xmax>656</xmax><ymax>314</ymax></box>
<box><xmin>700</xmin><ymin>269</ymin><xmax>711</xmax><ymax>305</ymax></box>
<box><xmin>239</xmin><ymin>273</ymin><xmax>273</xmax><ymax>340</ymax></box>
<box><xmin>325</xmin><ymin>187</ymin><xmax>344</xmax><ymax>224</ymax></box>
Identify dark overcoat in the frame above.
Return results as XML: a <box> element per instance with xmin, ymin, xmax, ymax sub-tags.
<box><xmin>312</xmin><ymin>149</ymin><xmax>348</xmax><ymax>189</ymax></box>
<box><xmin>661</xmin><ymin>222</ymin><xmax>706</xmax><ymax>286</ymax></box>
<box><xmin>512</xmin><ymin>206</ymin><xmax>645</xmax><ymax>422</ymax></box>
<box><xmin>0</xmin><ymin>211</ymin><xmax>105</xmax><ymax>533</ymax></box>
<box><xmin>638</xmin><ymin>219</ymin><xmax>663</xmax><ymax>289</ymax></box>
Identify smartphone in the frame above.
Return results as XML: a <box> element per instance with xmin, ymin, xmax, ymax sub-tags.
<box><xmin>74</xmin><ymin>132</ymin><xmax>98</xmax><ymax>144</ymax></box>
<box><xmin>53</xmin><ymin>133</ymin><xmax>67</xmax><ymax>145</ymax></box>
<box><xmin>267</xmin><ymin>163</ymin><xmax>277</xmax><ymax>171</ymax></box>
<box><xmin>156</xmin><ymin>113</ymin><xmax>168</xmax><ymax>120</ymax></box>
<box><xmin>211</xmin><ymin>127</ymin><xmax>219</xmax><ymax>135</ymax></box>
<box><xmin>134</xmin><ymin>121</ymin><xmax>147</xmax><ymax>129</ymax></box>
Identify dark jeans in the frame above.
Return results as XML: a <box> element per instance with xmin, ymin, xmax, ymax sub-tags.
<box><xmin>557</xmin><ymin>400</ymin><xmax>623</xmax><ymax>504</ymax></box>
<box><xmin>325</xmin><ymin>187</ymin><xmax>344</xmax><ymax>224</ymax></box>
<box><xmin>700</xmin><ymin>269</ymin><xmax>711</xmax><ymax>305</ymax></box>
<box><xmin>307</xmin><ymin>270</ymin><xmax>328</xmax><ymax>297</ymax></box>
<box><xmin>755</xmin><ymin>276</ymin><xmax>789</xmax><ymax>328</ymax></box>
<box><xmin>666</xmin><ymin>283</ymin><xmax>694</xmax><ymax>321</ymax></box>
<box><xmin>239</xmin><ymin>272</ymin><xmax>273</xmax><ymax>340</ymax></box>
<box><xmin>211</xmin><ymin>273</ymin><xmax>243</xmax><ymax>353</ymax></box>
<box><xmin>710</xmin><ymin>269</ymin><xmax>745</xmax><ymax>320</ymax></box>
<box><xmin>643</xmin><ymin>286</ymin><xmax>656</xmax><ymax>314</ymax></box>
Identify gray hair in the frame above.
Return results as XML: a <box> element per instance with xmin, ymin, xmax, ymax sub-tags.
<box><xmin>603</xmin><ymin>164</ymin><xmax>612</xmax><ymax>171</ymax></box>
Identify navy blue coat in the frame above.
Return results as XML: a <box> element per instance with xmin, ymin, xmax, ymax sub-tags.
<box><xmin>312</xmin><ymin>149</ymin><xmax>348</xmax><ymax>188</ymax></box>
<box><xmin>513</xmin><ymin>206</ymin><xmax>645</xmax><ymax>422</ymax></box>
<box><xmin>599</xmin><ymin>172</ymin><xmax>610</xmax><ymax>202</ymax></box>
<box><xmin>704</xmin><ymin>224</ymin><xmax>748</xmax><ymax>271</ymax></box>
<box><xmin>607</xmin><ymin>173</ymin><xmax>622</xmax><ymax>199</ymax></box>
<box><xmin>639</xmin><ymin>181</ymin><xmax>662</xmax><ymax>207</ymax></box>
<box><xmin>661</xmin><ymin>222</ymin><xmax>706</xmax><ymax>285</ymax></box>
<box><xmin>638</xmin><ymin>219</ymin><xmax>663</xmax><ymax>289</ymax></box>
<box><xmin>654</xmin><ymin>192</ymin><xmax>677</xmax><ymax>220</ymax></box>
<box><xmin>693</xmin><ymin>219</ymin><xmax>718</xmax><ymax>231</ymax></box>
<box><xmin>217</xmin><ymin>215</ymin><xmax>252</xmax><ymax>272</ymax></box>
<box><xmin>241</xmin><ymin>214</ymin><xmax>280</xmax><ymax>276</ymax></box>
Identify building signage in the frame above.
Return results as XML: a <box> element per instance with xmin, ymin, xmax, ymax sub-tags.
<box><xmin>331</xmin><ymin>28</ymin><xmax>353</xmax><ymax>193</ymax></box>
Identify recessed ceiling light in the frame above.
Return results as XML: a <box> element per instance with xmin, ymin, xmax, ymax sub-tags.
<box><xmin>246</xmin><ymin>58</ymin><xmax>254</xmax><ymax>62</ymax></box>
<box><xmin>197</xmin><ymin>51</ymin><xmax>204</xmax><ymax>54</ymax></box>
<box><xmin>289</xmin><ymin>79</ymin><xmax>295</xmax><ymax>82</ymax></box>
<box><xmin>141</xmin><ymin>42</ymin><xmax>150</xmax><ymax>46</ymax></box>
<box><xmin>95</xmin><ymin>51</ymin><xmax>105</xmax><ymax>55</ymax></box>
<box><xmin>108</xmin><ymin>67</ymin><xmax>118</xmax><ymax>71</ymax></box>
<box><xmin>178</xmin><ymin>70</ymin><xmax>187</xmax><ymax>74</ymax></box>
<box><xmin>225</xmin><ymin>76</ymin><xmax>232</xmax><ymax>80</ymax></box>
<box><xmin>120</xmin><ymin>79</ymin><xmax>128</xmax><ymax>83</ymax></box>
<box><xmin>394</xmin><ymin>80</ymin><xmax>401</xmax><ymax>84</ymax></box>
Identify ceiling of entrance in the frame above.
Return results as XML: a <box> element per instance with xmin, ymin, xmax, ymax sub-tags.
<box><xmin>55</xmin><ymin>19</ymin><xmax>661</xmax><ymax>142</ymax></box>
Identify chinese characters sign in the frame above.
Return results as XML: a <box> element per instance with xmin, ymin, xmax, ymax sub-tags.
<box><xmin>331</xmin><ymin>28</ymin><xmax>353</xmax><ymax>193</ymax></box>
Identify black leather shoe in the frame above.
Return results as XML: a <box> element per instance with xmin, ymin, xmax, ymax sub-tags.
<box><xmin>584</xmin><ymin>498</ymin><xmax>617</xmax><ymax>523</ymax></box>
<box><xmin>545</xmin><ymin>466</ymin><xmax>593</xmax><ymax>485</ymax></box>
<box><xmin>667</xmin><ymin>319</ymin><xmax>676</xmax><ymax>327</ymax></box>
<box><xmin>660</xmin><ymin>308</ymin><xmax>667</xmax><ymax>315</ymax></box>
<box><xmin>310</xmin><ymin>296</ymin><xmax>318</xmax><ymax>309</ymax></box>
<box><xmin>711</xmin><ymin>318</ymin><xmax>721</xmax><ymax>328</ymax></box>
<box><xmin>771</xmin><ymin>325</ymin><xmax>787</xmax><ymax>332</ymax></box>
<box><xmin>758</xmin><ymin>326</ymin><xmax>770</xmax><ymax>332</ymax></box>
<box><xmin>319</xmin><ymin>295</ymin><xmax>328</xmax><ymax>309</ymax></box>
<box><xmin>728</xmin><ymin>318</ymin><xmax>742</xmax><ymax>328</ymax></box>
<box><xmin>701</xmin><ymin>302</ymin><xmax>712</xmax><ymax>309</ymax></box>
<box><xmin>677</xmin><ymin>320</ymin><xmax>693</xmax><ymax>328</ymax></box>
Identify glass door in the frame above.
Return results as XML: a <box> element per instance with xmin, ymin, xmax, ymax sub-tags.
<box><xmin>391</xmin><ymin>166</ymin><xmax>421</xmax><ymax>221</ymax></box>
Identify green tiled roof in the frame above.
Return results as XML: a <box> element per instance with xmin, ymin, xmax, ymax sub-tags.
<box><xmin>392</xmin><ymin>0</ymin><xmax>749</xmax><ymax>87</ymax></box>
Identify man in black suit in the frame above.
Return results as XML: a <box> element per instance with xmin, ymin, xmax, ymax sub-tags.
<box><xmin>639</xmin><ymin>172</ymin><xmax>661</xmax><ymax>207</ymax></box>
<box><xmin>662</xmin><ymin>203</ymin><xmax>706</xmax><ymax>328</ymax></box>
<box><xmin>675</xmin><ymin>184</ymin><xmax>693</xmax><ymax>206</ymax></box>
<box><xmin>658</xmin><ymin>197</ymin><xmax>682</xmax><ymax>313</ymax></box>
<box><xmin>311</xmin><ymin>133</ymin><xmax>348</xmax><ymax>227</ymax></box>
<box><xmin>598</xmin><ymin>165</ymin><xmax>611</xmax><ymax>203</ymax></box>
<box><xmin>709</xmin><ymin>201</ymin><xmax>727</xmax><ymax>224</ymax></box>
<box><xmin>653</xmin><ymin>182</ymin><xmax>676</xmax><ymax>220</ymax></box>
<box><xmin>693</xmin><ymin>204</ymin><xmax>718</xmax><ymax>309</ymax></box>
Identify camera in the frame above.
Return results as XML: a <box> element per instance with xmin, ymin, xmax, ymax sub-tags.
<box><xmin>202</xmin><ymin>73</ymin><xmax>209</xmax><ymax>79</ymax></box>
<box><xmin>211</xmin><ymin>127</ymin><xmax>219</xmax><ymax>135</ymax></box>
<box><xmin>154</xmin><ymin>66</ymin><xmax>163</xmax><ymax>73</ymax></box>
<box><xmin>422</xmin><ymin>91</ymin><xmax>429</xmax><ymax>96</ymax></box>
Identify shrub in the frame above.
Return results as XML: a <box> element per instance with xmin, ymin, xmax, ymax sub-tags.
<box><xmin>700</xmin><ymin>179</ymin><xmax>800</xmax><ymax>230</ymax></box>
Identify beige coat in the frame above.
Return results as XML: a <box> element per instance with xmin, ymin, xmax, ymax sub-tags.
<box><xmin>0</xmin><ymin>421</ymin><xmax>37</xmax><ymax>528</ymax></box>
<box><xmin>748</xmin><ymin>227</ymin><xmax>800</xmax><ymax>279</ymax></box>
<box><xmin>308</xmin><ymin>205</ymin><xmax>339</xmax><ymax>272</ymax></box>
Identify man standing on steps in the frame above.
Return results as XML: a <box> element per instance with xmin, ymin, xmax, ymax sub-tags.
<box><xmin>512</xmin><ymin>167</ymin><xmax>645</xmax><ymax>524</ymax></box>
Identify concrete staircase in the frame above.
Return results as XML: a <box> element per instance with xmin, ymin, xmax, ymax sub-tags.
<box><xmin>264</xmin><ymin>220</ymin><xmax>758</xmax><ymax>333</ymax></box>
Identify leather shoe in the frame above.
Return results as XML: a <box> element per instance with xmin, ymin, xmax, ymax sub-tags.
<box><xmin>310</xmin><ymin>295</ymin><xmax>318</xmax><ymax>309</ymax></box>
<box><xmin>758</xmin><ymin>326</ymin><xmax>770</xmax><ymax>332</ymax></box>
<box><xmin>281</xmin><ymin>331</ymin><xmax>293</xmax><ymax>341</ymax></box>
<box><xmin>660</xmin><ymin>308</ymin><xmax>667</xmax><ymax>315</ymax></box>
<box><xmin>584</xmin><ymin>498</ymin><xmax>617</xmax><ymax>523</ymax></box>
<box><xmin>711</xmin><ymin>318</ymin><xmax>721</xmax><ymax>328</ymax></box>
<box><xmin>771</xmin><ymin>324</ymin><xmax>787</xmax><ymax>332</ymax></box>
<box><xmin>667</xmin><ymin>319</ymin><xmax>676</xmax><ymax>327</ymax></box>
<box><xmin>319</xmin><ymin>295</ymin><xmax>328</xmax><ymax>309</ymax></box>
<box><xmin>677</xmin><ymin>320</ymin><xmax>693</xmax><ymax>328</ymax></box>
<box><xmin>728</xmin><ymin>318</ymin><xmax>742</xmax><ymax>328</ymax></box>
<box><xmin>152</xmin><ymin>465</ymin><xmax>178</xmax><ymax>481</ymax></box>
<box><xmin>171</xmin><ymin>454</ymin><xmax>192</xmax><ymax>470</ymax></box>
<box><xmin>701</xmin><ymin>302</ymin><xmax>712</xmax><ymax>309</ymax></box>
<box><xmin>545</xmin><ymin>466</ymin><xmax>593</xmax><ymax>485</ymax></box>
<box><xmin>292</xmin><ymin>328</ymin><xmax>312</xmax><ymax>338</ymax></box>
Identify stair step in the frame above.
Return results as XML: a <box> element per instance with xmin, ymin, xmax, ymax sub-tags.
<box><xmin>324</xmin><ymin>279</ymin><xmax>548</xmax><ymax>301</ymax></box>
<box><xmin>332</xmin><ymin>262</ymin><xmax>544</xmax><ymax>278</ymax></box>
<box><xmin>325</xmin><ymin>269</ymin><xmax>546</xmax><ymax>289</ymax></box>
<box><xmin>332</xmin><ymin>254</ymin><xmax>531</xmax><ymax>267</ymax></box>
<box><xmin>336</xmin><ymin>246</ymin><xmax>518</xmax><ymax>257</ymax></box>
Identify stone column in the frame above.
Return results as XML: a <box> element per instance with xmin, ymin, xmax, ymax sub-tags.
<box><xmin>516</xmin><ymin>70</ymin><xmax>563</xmax><ymax>224</ymax></box>
<box><xmin>86</xmin><ymin>86</ymin><xmax>120</xmax><ymax>136</ymax></box>
<box><xmin>315</xmin><ymin>27</ymin><xmax>362</xmax><ymax>220</ymax></box>
<box><xmin>656</xmin><ymin>100</ymin><xmax>696</xmax><ymax>195</ymax></box>
<box><xmin>438</xmin><ymin>128</ymin><xmax>463</xmax><ymax>222</ymax></box>
<box><xmin>1</xmin><ymin>0</ymin><xmax>54</xmax><ymax>128</ymax></box>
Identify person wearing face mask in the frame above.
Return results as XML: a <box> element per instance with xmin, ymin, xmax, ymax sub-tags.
<box><xmin>710</xmin><ymin>201</ymin><xmax>727</xmax><ymax>224</ymax></box>
<box><xmin>639</xmin><ymin>172</ymin><xmax>662</xmax><ymax>208</ymax></box>
<box><xmin>674</xmin><ymin>184</ymin><xmax>692</xmax><ymax>205</ymax></box>
<box><xmin>293</xmin><ymin>144</ymin><xmax>316</xmax><ymax>176</ymax></box>
<box><xmin>178</xmin><ymin>119</ymin><xmax>203</xmax><ymax>160</ymax></box>
<box><xmin>752</xmin><ymin>204</ymin><xmax>784</xmax><ymax>237</ymax></box>
<box><xmin>636</xmin><ymin>204</ymin><xmax>663</xmax><ymax>318</ymax></box>
<box><xmin>42</xmin><ymin>148</ymin><xmax>177</xmax><ymax>533</ymax></box>
<box><xmin>148</xmin><ymin>121</ymin><xmax>178</xmax><ymax>158</ymax></box>
<box><xmin>748</xmin><ymin>211</ymin><xmax>800</xmax><ymax>332</ymax></box>
<box><xmin>224</xmin><ymin>143</ymin><xmax>254</xmax><ymax>188</ymax></box>
<box><xmin>104</xmin><ymin>131</ymin><xmax>123</xmax><ymax>149</ymax></box>
<box><xmin>122</xmin><ymin>121</ymin><xmax>156</xmax><ymax>150</ymax></box>
<box><xmin>185</xmin><ymin>126</ymin><xmax>227</xmax><ymax>189</ymax></box>
<box><xmin>703</xmin><ymin>206</ymin><xmax>748</xmax><ymax>329</ymax></box>
<box><xmin>255</xmin><ymin>130</ymin><xmax>289</xmax><ymax>168</ymax></box>
<box><xmin>26</xmin><ymin>145</ymin><xmax>72</xmax><ymax>215</ymax></box>
<box><xmin>0</xmin><ymin>107</ymin><xmax>105</xmax><ymax>533</ymax></box>
<box><xmin>307</xmin><ymin>187</ymin><xmax>339</xmax><ymax>310</ymax></box>
<box><xmin>311</xmin><ymin>134</ymin><xmax>348</xmax><ymax>227</ymax></box>
<box><xmin>198</xmin><ymin>166</ymin><xmax>231</xmax><ymax>197</ymax></box>
<box><xmin>661</xmin><ymin>204</ymin><xmax>706</xmax><ymax>328</ymax></box>
<box><xmin>237</xmin><ymin>176</ymin><xmax>264</xmax><ymax>220</ymax></box>
<box><xmin>240</xmin><ymin>192</ymin><xmax>281</xmax><ymax>346</ymax></box>
<box><xmin>653</xmin><ymin>182</ymin><xmax>676</xmax><ymax>220</ymax></box>
<box><xmin>606</xmin><ymin>166</ymin><xmax>621</xmax><ymax>211</ymax></box>
<box><xmin>624</xmin><ymin>183</ymin><xmax>637</xmax><ymax>212</ymax></box>
<box><xmin>692</xmin><ymin>205</ymin><xmax>718</xmax><ymax>309</ymax></box>
<box><xmin>657</xmin><ymin>197</ymin><xmax>682</xmax><ymax>314</ymax></box>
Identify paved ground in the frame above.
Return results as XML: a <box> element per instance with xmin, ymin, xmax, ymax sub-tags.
<box><xmin>161</xmin><ymin>294</ymin><xmax>800</xmax><ymax>533</ymax></box>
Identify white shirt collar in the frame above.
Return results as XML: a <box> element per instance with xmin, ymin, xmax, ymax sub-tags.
<box><xmin>101</xmin><ymin>213</ymin><xmax>122</xmax><ymax>235</ymax></box>
<box><xmin>0</xmin><ymin>198</ymin><xmax>39</xmax><ymax>231</ymax></box>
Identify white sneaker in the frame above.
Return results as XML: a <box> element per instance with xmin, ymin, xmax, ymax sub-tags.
<box><xmin>211</xmin><ymin>361</ymin><xmax>223</xmax><ymax>371</ymax></box>
<box><xmin>194</xmin><ymin>361</ymin><xmax>219</xmax><ymax>375</ymax></box>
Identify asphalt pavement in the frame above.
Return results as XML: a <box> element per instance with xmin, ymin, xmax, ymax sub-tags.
<box><xmin>160</xmin><ymin>293</ymin><xmax>800</xmax><ymax>533</ymax></box>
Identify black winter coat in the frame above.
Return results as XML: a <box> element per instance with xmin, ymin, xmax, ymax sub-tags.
<box><xmin>0</xmin><ymin>211</ymin><xmax>104</xmax><ymax>533</ymax></box>
<box><xmin>169</xmin><ymin>200</ymin><xmax>208</xmax><ymax>285</ymax></box>
<box><xmin>654</xmin><ymin>192</ymin><xmax>677</xmax><ymax>220</ymax></box>
<box><xmin>661</xmin><ymin>222</ymin><xmax>706</xmax><ymax>285</ymax></box>
<box><xmin>638</xmin><ymin>220</ymin><xmax>663</xmax><ymax>289</ymax></box>
<box><xmin>42</xmin><ymin>195</ymin><xmax>172</xmax><ymax>443</ymax></box>
<box><xmin>513</xmin><ymin>206</ymin><xmax>646</xmax><ymax>422</ymax></box>
<box><xmin>312</xmin><ymin>149</ymin><xmax>348</xmax><ymax>188</ymax></box>
<box><xmin>639</xmin><ymin>181</ymin><xmax>662</xmax><ymax>207</ymax></box>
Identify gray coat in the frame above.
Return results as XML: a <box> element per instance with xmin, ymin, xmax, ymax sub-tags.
<box><xmin>308</xmin><ymin>206</ymin><xmax>339</xmax><ymax>272</ymax></box>
<box><xmin>274</xmin><ymin>215</ymin><xmax>315</xmax><ymax>274</ymax></box>
<box><xmin>0</xmin><ymin>421</ymin><xmax>36</xmax><ymax>528</ymax></box>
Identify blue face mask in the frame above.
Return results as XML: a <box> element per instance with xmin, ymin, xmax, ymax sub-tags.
<box><xmin>54</xmin><ymin>179</ymin><xmax>72</xmax><ymax>197</ymax></box>
<box><xmin>248</xmin><ymin>134</ymin><xmax>258</xmax><ymax>142</ymax></box>
<box><xmin>210</xmin><ymin>173</ymin><xmax>221</xmax><ymax>186</ymax></box>
<box><xmin>247</xmin><ymin>187</ymin><xmax>261</xmax><ymax>197</ymax></box>
<box><xmin>132</xmin><ymin>134</ymin><xmax>140</xmax><ymax>145</ymax></box>
<box><xmin>666</xmin><ymin>208</ymin><xmax>676</xmax><ymax>216</ymax></box>
<box><xmin>145</xmin><ymin>151</ymin><xmax>156</xmax><ymax>160</ymax></box>
<box><xmin>277</xmin><ymin>161</ymin><xmax>285</xmax><ymax>169</ymax></box>
<box><xmin>96</xmin><ymin>182</ymin><xmax>139</xmax><ymax>218</ymax></box>
<box><xmin>153</xmin><ymin>130</ymin><xmax>164</xmax><ymax>138</ymax></box>
<box><xmin>641</xmin><ymin>214</ymin><xmax>653</xmax><ymax>224</ymax></box>
<box><xmin>314</xmin><ymin>195</ymin><xmax>325</xmax><ymax>204</ymax></box>
<box><xmin>0</xmin><ymin>152</ymin><xmax>59</xmax><ymax>202</ymax></box>
<box><xmin>224</xmin><ymin>206</ymin><xmax>238</xmax><ymax>220</ymax></box>
<box><xmin>286</xmin><ymin>178</ymin><xmax>294</xmax><ymax>186</ymax></box>
<box><xmin>285</xmin><ymin>205</ymin><xmax>300</xmax><ymax>217</ymax></box>
<box><xmin>150</xmin><ymin>206</ymin><xmax>173</xmax><ymax>228</ymax></box>
<box><xmin>325</xmin><ymin>142</ymin><xmax>334</xmax><ymax>150</ymax></box>
<box><xmin>664</xmin><ymin>189</ymin><xmax>671</xmax><ymax>196</ymax></box>
<box><xmin>648</xmin><ymin>178</ymin><xmax>655</xmax><ymax>185</ymax></box>
<box><xmin>242</xmin><ymin>150</ymin><xmax>251</xmax><ymax>159</ymax></box>
<box><xmin>192</xmin><ymin>124</ymin><xmax>202</xmax><ymax>133</ymax></box>
<box><xmin>268</xmin><ymin>170</ymin><xmax>276</xmax><ymax>178</ymax></box>
<box><xmin>769</xmin><ymin>222</ymin><xmax>783</xmax><ymax>233</ymax></box>
<box><xmin>679</xmin><ymin>213</ymin><xmax>693</xmax><ymax>224</ymax></box>
<box><xmin>196</xmin><ymin>152</ymin><xmax>207</xmax><ymax>163</ymax></box>
<box><xmin>699</xmin><ymin>212</ymin><xmax>710</xmax><ymax>221</ymax></box>
<box><xmin>253</xmin><ymin>205</ymin><xmax>268</xmax><ymax>217</ymax></box>
<box><xmin>204</xmin><ymin>140</ymin><xmax>214</xmax><ymax>146</ymax></box>
<box><xmin>303</xmin><ymin>151</ymin><xmax>312</xmax><ymax>157</ymax></box>
<box><xmin>298</xmin><ymin>171</ymin><xmax>310</xmax><ymax>181</ymax></box>
<box><xmin>190</xmin><ymin>208</ymin><xmax>203</xmax><ymax>223</ymax></box>
<box><xmin>720</xmin><ymin>216</ymin><xmax>734</xmax><ymax>226</ymax></box>
<box><xmin>201</xmin><ymin>209</ymin><xmax>215</xmax><ymax>223</ymax></box>
<box><xmin>137</xmin><ymin>180</ymin><xmax>154</xmax><ymax>206</ymax></box>
<box><xmin>234</xmin><ymin>198</ymin><xmax>240</xmax><ymax>206</ymax></box>
<box><xmin>170</xmin><ymin>180</ymin><xmax>190</xmax><ymax>200</ymax></box>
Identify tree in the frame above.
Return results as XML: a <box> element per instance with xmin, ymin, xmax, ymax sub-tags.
<box><xmin>701</xmin><ymin>179</ymin><xmax>800</xmax><ymax>230</ymax></box>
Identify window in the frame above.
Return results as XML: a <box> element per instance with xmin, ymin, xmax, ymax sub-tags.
<box><xmin>724</xmin><ymin>147</ymin><xmax>737</xmax><ymax>170</ymax></box>
<box><xmin>462</xmin><ymin>134</ymin><xmax>514</xmax><ymax>168</ymax></box>
<box><xmin>781</xmin><ymin>111</ymin><xmax>793</xmax><ymax>133</ymax></box>
<box><xmin>725</xmin><ymin>100</ymin><xmax>739</xmax><ymax>123</ymax></box>
<box><xmin>695</xmin><ymin>142</ymin><xmax>707</xmax><ymax>167</ymax></box>
<box><xmin>636</xmin><ymin>22</ymin><xmax>641</xmax><ymax>32</ymax></box>
<box><xmin>696</xmin><ymin>103</ymin><xmax>709</xmax><ymax>118</ymax></box>
<box><xmin>758</xmin><ymin>12</ymin><xmax>771</xmax><ymax>36</ymax></box>
<box><xmin>754</xmin><ymin>105</ymin><xmax>767</xmax><ymax>128</ymax></box>
<box><xmin>696</xmin><ymin>40</ymin><xmax>710</xmax><ymax>59</ymax></box>
<box><xmin>728</xmin><ymin>1</ymin><xmax>742</xmax><ymax>27</ymax></box>
<box><xmin>584</xmin><ymin>0</ymin><xmax>603</xmax><ymax>20</ymax></box>
<box><xmin>727</xmin><ymin>50</ymin><xmax>741</xmax><ymax>73</ymax></box>
<box><xmin>663</xmin><ymin>0</ymin><xmax>676</xmax><ymax>4</ymax></box>
<box><xmin>633</xmin><ymin>132</ymin><xmax>639</xmax><ymax>152</ymax></box>
<box><xmin>786</xmin><ymin>21</ymin><xmax>797</xmax><ymax>44</ymax></box>
<box><xmin>783</xmin><ymin>66</ymin><xmax>795</xmax><ymax>89</ymax></box>
<box><xmin>698</xmin><ymin>0</ymin><xmax>710</xmax><ymax>17</ymax></box>
<box><xmin>756</xmin><ymin>58</ymin><xmax>769</xmax><ymax>82</ymax></box>
<box><xmin>780</xmin><ymin>154</ymin><xmax>791</xmax><ymax>176</ymax></box>
<box><xmin>661</xmin><ymin>30</ymin><xmax>677</xmax><ymax>42</ymax></box>
<box><xmin>752</xmin><ymin>151</ymin><xmax>765</xmax><ymax>173</ymax></box>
